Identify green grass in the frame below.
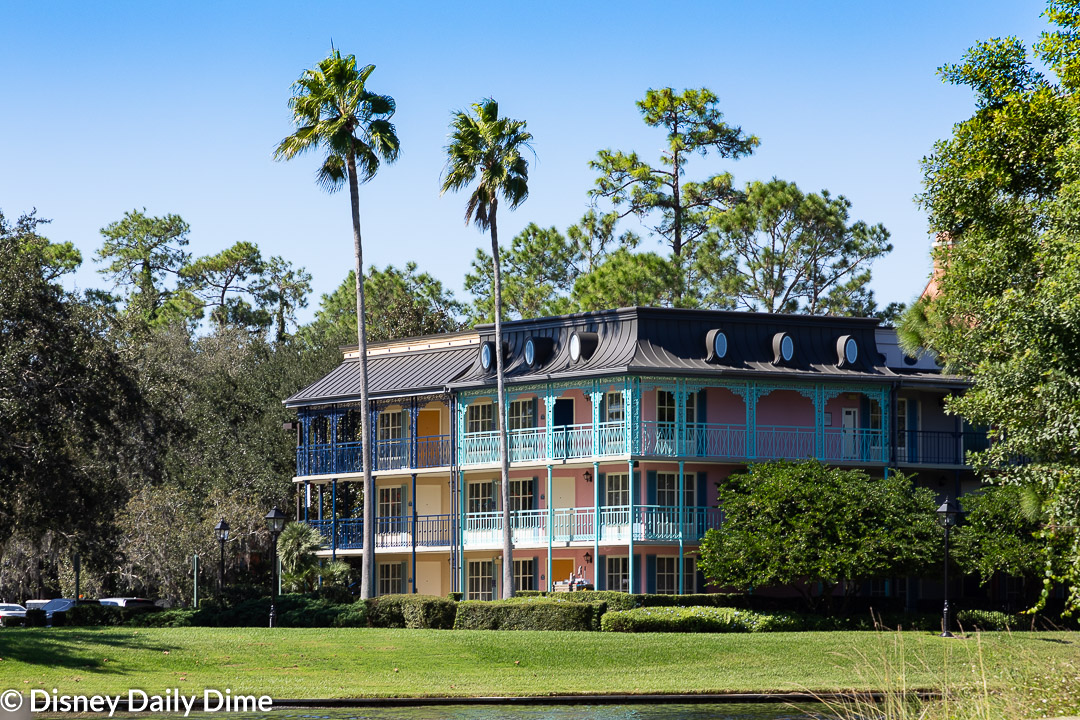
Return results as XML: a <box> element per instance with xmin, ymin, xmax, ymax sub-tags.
<box><xmin>0</xmin><ymin>628</ymin><xmax>1075</xmax><ymax>698</ymax></box>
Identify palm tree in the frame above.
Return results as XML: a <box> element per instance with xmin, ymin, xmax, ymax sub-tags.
<box><xmin>441</xmin><ymin>98</ymin><xmax>533</xmax><ymax>599</ymax></box>
<box><xmin>274</xmin><ymin>49</ymin><xmax>400</xmax><ymax>599</ymax></box>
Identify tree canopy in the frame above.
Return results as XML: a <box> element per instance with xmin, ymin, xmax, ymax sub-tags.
<box><xmin>698</xmin><ymin>461</ymin><xmax>939</xmax><ymax>613</ymax></box>
<box><xmin>901</xmin><ymin>0</ymin><xmax>1080</xmax><ymax>611</ymax></box>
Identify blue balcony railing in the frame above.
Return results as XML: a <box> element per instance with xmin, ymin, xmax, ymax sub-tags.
<box><xmin>296</xmin><ymin>434</ymin><xmax>452</xmax><ymax>476</ymax></box>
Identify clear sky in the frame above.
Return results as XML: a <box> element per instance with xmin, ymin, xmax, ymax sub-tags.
<box><xmin>0</xmin><ymin>1</ymin><xmax>1050</xmax><ymax>324</ymax></box>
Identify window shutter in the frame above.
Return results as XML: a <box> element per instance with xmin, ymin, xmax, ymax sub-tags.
<box><xmin>531</xmin><ymin>477</ymin><xmax>539</xmax><ymax>510</ymax></box>
<box><xmin>697</xmin><ymin>472</ymin><xmax>707</xmax><ymax>509</ymax></box>
<box><xmin>401</xmin><ymin>484</ymin><xmax>409</xmax><ymax>516</ymax></box>
<box><xmin>646</xmin><ymin>555</ymin><xmax>657</xmax><ymax>594</ymax></box>
<box><xmin>531</xmin><ymin>397</ymin><xmax>538</xmax><ymax>428</ymax></box>
<box><xmin>599</xmin><ymin>393</ymin><xmax>607</xmax><ymax>422</ymax></box>
<box><xmin>697</xmin><ymin>389</ymin><xmax>707</xmax><ymax>423</ymax></box>
<box><xmin>532</xmin><ymin>556</ymin><xmax>539</xmax><ymax>591</ymax></box>
<box><xmin>597</xmin><ymin>473</ymin><xmax>606</xmax><ymax>508</ymax></box>
<box><xmin>400</xmin><ymin>561</ymin><xmax>408</xmax><ymax>595</ymax></box>
<box><xmin>633</xmin><ymin>554</ymin><xmax>642</xmax><ymax>595</ymax></box>
<box><xmin>597</xmin><ymin>555</ymin><xmax>607</xmax><ymax>590</ymax></box>
<box><xmin>632</xmin><ymin>471</ymin><xmax>640</xmax><ymax>505</ymax></box>
<box><xmin>646</xmin><ymin>471</ymin><xmax>657</xmax><ymax>506</ymax></box>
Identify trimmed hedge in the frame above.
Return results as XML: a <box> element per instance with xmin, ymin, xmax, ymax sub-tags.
<box><xmin>516</xmin><ymin>591</ymin><xmax>742</xmax><ymax>611</ymax></box>
<box><xmin>454</xmin><ymin>599</ymin><xmax>598</xmax><ymax>631</ymax></box>
<box><xmin>24</xmin><ymin>609</ymin><xmax>46</xmax><ymax>627</ymax></box>
<box><xmin>332</xmin><ymin>600</ymin><xmax>369</xmax><ymax>628</ymax></box>
<box><xmin>956</xmin><ymin>609</ymin><xmax>1029</xmax><ymax>631</ymax></box>
<box><xmin>65</xmin><ymin>604</ymin><xmax>161</xmax><ymax>626</ymax></box>
<box><xmin>368</xmin><ymin>594</ymin><xmax>457</xmax><ymax>629</ymax></box>
<box><xmin>601</xmin><ymin>606</ymin><xmax>794</xmax><ymax>633</ymax></box>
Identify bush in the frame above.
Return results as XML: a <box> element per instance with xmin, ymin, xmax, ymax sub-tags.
<box><xmin>454</xmin><ymin>599</ymin><xmax>598</xmax><ymax>631</ymax></box>
<box><xmin>956</xmin><ymin>609</ymin><xmax>1028</xmax><ymax>631</ymax></box>
<box><xmin>128</xmin><ymin>609</ymin><xmax>197</xmax><ymax>628</ymax></box>
<box><xmin>448</xmin><ymin>592</ymin><xmax>463</xmax><ymax>601</ymax></box>
<box><xmin>369</xmin><ymin>595</ymin><xmax>456</xmax><ymax>629</ymax></box>
<box><xmin>332</xmin><ymin>601</ymin><xmax>369</xmax><ymax>628</ymax></box>
<box><xmin>24</xmin><ymin>608</ymin><xmax>46</xmax><ymax>627</ymax></box>
<box><xmin>196</xmin><ymin>593</ymin><xmax>346</xmax><ymax>628</ymax></box>
<box><xmin>1</xmin><ymin>615</ymin><xmax>25</xmax><ymax>628</ymax></box>
<box><xmin>601</xmin><ymin>606</ymin><xmax>796</xmax><ymax>633</ymax></box>
<box><xmin>66</xmin><ymin>604</ymin><xmax>126</xmax><ymax>627</ymax></box>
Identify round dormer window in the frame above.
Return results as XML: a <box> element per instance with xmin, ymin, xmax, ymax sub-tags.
<box><xmin>569</xmin><ymin>331</ymin><xmax>598</xmax><ymax>363</ymax></box>
<box><xmin>781</xmin><ymin>334</ymin><xmax>794</xmax><ymax>362</ymax></box>
<box><xmin>569</xmin><ymin>334</ymin><xmax>581</xmax><ymax>362</ymax></box>
<box><xmin>480</xmin><ymin>342</ymin><xmax>493</xmax><ymax>371</ymax></box>
<box><xmin>705</xmin><ymin>328</ymin><xmax>728</xmax><ymax>362</ymax></box>
<box><xmin>844</xmin><ymin>337</ymin><xmax>858</xmax><ymax>364</ymax></box>
<box><xmin>524</xmin><ymin>338</ymin><xmax>536</xmax><ymax>366</ymax></box>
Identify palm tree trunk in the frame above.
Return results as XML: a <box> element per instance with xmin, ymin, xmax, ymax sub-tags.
<box><xmin>490</xmin><ymin>199</ymin><xmax>514</xmax><ymax>599</ymax></box>
<box><xmin>347</xmin><ymin>153</ymin><xmax>376</xmax><ymax>600</ymax></box>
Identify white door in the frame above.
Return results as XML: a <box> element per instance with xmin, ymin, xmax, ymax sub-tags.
<box><xmin>416</xmin><ymin>484</ymin><xmax>442</xmax><ymax>515</ymax></box>
<box><xmin>416</xmin><ymin>560</ymin><xmax>443</xmax><ymax>596</ymax></box>
<box><xmin>553</xmin><ymin>477</ymin><xmax>575</xmax><ymax>508</ymax></box>
<box><xmin>842</xmin><ymin>408</ymin><xmax>859</xmax><ymax>459</ymax></box>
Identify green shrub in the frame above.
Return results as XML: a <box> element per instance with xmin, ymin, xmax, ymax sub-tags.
<box><xmin>1</xmin><ymin>615</ymin><xmax>25</xmax><ymax>628</ymax></box>
<box><xmin>454</xmin><ymin>599</ymin><xmax>598</xmax><ymax>631</ymax></box>
<box><xmin>543</xmin><ymin>591</ymin><xmax>636</xmax><ymax>611</ymax></box>
<box><xmin>448</xmin><ymin>592</ymin><xmax>463</xmax><ymax>601</ymax></box>
<box><xmin>332</xmin><ymin>600</ymin><xmax>369</xmax><ymax>628</ymax></box>
<box><xmin>956</xmin><ymin>609</ymin><xmax>1028</xmax><ymax>631</ymax></box>
<box><xmin>515</xmin><ymin>590</ymin><xmax>546</xmax><ymax>597</ymax></box>
<box><xmin>197</xmin><ymin>593</ymin><xmax>346</xmax><ymax>628</ymax></box>
<box><xmin>127</xmin><ymin>609</ymin><xmax>197</xmax><ymax>628</ymax></box>
<box><xmin>369</xmin><ymin>595</ymin><xmax>456</xmax><ymax>629</ymax></box>
<box><xmin>66</xmin><ymin>604</ymin><xmax>126</xmax><ymax>627</ymax></box>
<box><xmin>601</xmin><ymin>606</ymin><xmax>797</xmax><ymax>633</ymax></box>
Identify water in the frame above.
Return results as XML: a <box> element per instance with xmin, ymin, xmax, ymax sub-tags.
<box><xmin>110</xmin><ymin>705</ymin><xmax>827</xmax><ymax>720</ymax></box>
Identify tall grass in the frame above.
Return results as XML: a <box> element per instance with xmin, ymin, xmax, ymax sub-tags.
<box><xmin>815</xmin><ymin>623</ymin><xmax>1080</xmax><ymax>720</ymax></box>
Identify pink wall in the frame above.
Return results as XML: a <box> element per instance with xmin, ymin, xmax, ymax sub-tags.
<box><xmin>706</xmin><ymin>387</ymin><xmax>746</xmax><ymax>425</ymax></box>
<box><xmin>756</xmin><ymin>389</ymin><xmax>814</xmax><ymax>426</ymax></box>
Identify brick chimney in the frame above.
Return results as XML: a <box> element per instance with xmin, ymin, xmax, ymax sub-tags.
<box><xmin>920</xmin><ymin>232</ymin><xmax>954</xmax><ymax>300</ymax></box>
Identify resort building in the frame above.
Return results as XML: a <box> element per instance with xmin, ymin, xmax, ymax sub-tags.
<box><xmin>284</xmin><ymin>307</ymin><xmax>978</xmax><ymax>601</ymax></box>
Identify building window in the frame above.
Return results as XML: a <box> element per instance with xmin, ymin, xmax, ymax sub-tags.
<box><xmin>606</xmin><ymin>473</ymin><xmax>629</xmax><ymax>506</ymax></box>
<box><xmin>468</xmin><ymin>481</ymin><xmax>494</xmax><ymax>513</ymax></box>
<box><xmin>604</xmin><ymin>391</ymin><xmax>624</xmax><ymax>423</ymax></box>
<box><xmin>896</xmin><ymin>399</ymin><xmax>909</xmax><ymax>459</ymax></box>
<box><xmin>606</xmin><ymin>556</ymin><xmax>628</xmax><ymax>592</ymax></box>
<box><xmin>467</xmin><ymin>403</ymin><xmax>494</xmax><ymax>433</ymax></box>
<box><xmin>377</xmin><ymin>410</ymin><xmax>402</xmax><ymax>441</ymax></box>
<box><xmin>338</xmin><ymin>409</ymin><xmax>362</xmax><ymax>442</ymax></box>
<box><xmin>508</xmin><ymin>399</ymin><xmax>535</xmax><ymax>431</ymax></box>
<box><xmin>309</xmin><ymin>416</ymin><xmax>330</xmax><ymax>445</ymax></box>
<box><xmin>656</xmin><ymin>472</ymin><xmax>695</xmax><ymax>507</ymax></box>
<box><xmin>656</xmin><ymin>556</ymin><xmax>677</xmax><ymax>594</ymax></box>
<box><xmin>378</xmin><ymin>486</ymin><xmax>403</xmax><ymax>518</ymax></box>
<box><xmin>467</xmin><ymin>560</ymin><xmax>494</xmax><ymax>600</ymax></box>
<box><xmin>509</xmin><ymin>479</ymin><xmax>533</xmax><ymax>512</ymax></box>
<box><xmin>378</xmin><ymin>562</ymin><xmax>402</xmax><ymax>596</ymax></box>
<box><xmin>657</xmin><ymin>391</ymin><xmax>696</xmax><ymax>424</ymax></box>
<box><xmin>514</xmin><ymin>559</ymin><xmax>534</xmax><ymax>591</ymax></box>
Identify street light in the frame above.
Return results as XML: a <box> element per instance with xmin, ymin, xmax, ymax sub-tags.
<box><xmin>936</xmin><ymin>498</ymin><xmax>962</xmax><ymax>638</ymax></box>
<box><xmin>214</xmin><ymin>518</ymin><xmax>230</xmax><ymax>596</ymax></box>
<box><xmin>264</xmin><ymin>507</ymin><xmax>287</xmax><ymax>628</ymax></box>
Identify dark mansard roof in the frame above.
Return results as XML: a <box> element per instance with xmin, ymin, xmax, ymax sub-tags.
<box><xmin>285</xmin><ymin>307</ymin><xmax>961</xmax><ymax>407</ymax></box>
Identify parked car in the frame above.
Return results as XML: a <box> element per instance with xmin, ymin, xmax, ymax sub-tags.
<box><xmin>99</xmin><ymin>597</ymin><xmax>157</xmax><ymax>609</ymax></box>
<box><xmin>0</xmin><ymin>603</ymin><xmax>27</xmax><ymax>627</ymax></box>
<box><xmin>24</xmin><ymin>599</ymin><xmax>50</xmax><ymax>611</ymax></box>
<box><xmin>41</xmin><ymin>597</ymin><xmax>76</xmax><ymax>621</ymax></box>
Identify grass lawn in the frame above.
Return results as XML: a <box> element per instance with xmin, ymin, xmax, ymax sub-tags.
<box><xmin>0</xmin><ymin>628</ymin><xmax>1075</xmax><ymax>698</ymax></box>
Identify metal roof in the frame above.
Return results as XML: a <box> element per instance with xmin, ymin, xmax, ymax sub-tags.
<box><xmin>286</xmin><ymin>307</ymin><xmax>966</xmax><ymax>406</ymax></box>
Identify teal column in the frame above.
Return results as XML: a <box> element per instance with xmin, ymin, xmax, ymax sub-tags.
<box><xmin>544</xmin><ymin>389</ymin><xmax>556</xmax><ymax>460</ymax></box>
<box><xmin>881</xmin><ymin>386</ymin><xmax>891</xmax><ymax>463</ymax></box>
<box><xmin>592</xmin><ymin>459</ymin><xmax>600</xmax><ymax>588</ymax></box>
<box><xmin>331</xmin><ymin>479</ymin><xmax>337</xmax><ymax>560</ymax></box>
<box><xmin>546</xmin><ymin>465</ymin><xmax>553</xmax><ymax>592</ymax></box>
<box><xmin>677</xmin><ymin>460</ymin><xmax>684</xmax><ymax>595</ymax></box>
<box><xmin>746</xmin><ymin>383</ymin><xmax>757</xmax><ymax>460</ymax></box>
<box><xmin>590</xmin><ymin>383</ymin><xmax>602</xmax><ymax>457</ymax></box>
<box><xmin>627</xmin><ymin>459</ymin><xmax>635</xmax><ymax>594</ymax></box>
<box><xmin>458</xmin><ymin>470</ymin><xmax>466</xmax><ymax>595</ymax></box>
<box><xmin>675</xmin><ymin>380</ymin><xmax>685</xmax><ymax>456</ymax></box>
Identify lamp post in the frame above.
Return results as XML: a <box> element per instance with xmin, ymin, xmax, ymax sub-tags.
<box><xmin>264</xmin><ymin>507</ymin><xmax>287</xmax><ymax>628</ymax></box>
<box><xmin>936</xmin><ymin>498</ymin><xmax>962</xmax><ymax>638</ymax></box>
<box><xmin>214</xmin><ymin>518</ymin><xmax>230</xmax><ymax>596</ymax></box>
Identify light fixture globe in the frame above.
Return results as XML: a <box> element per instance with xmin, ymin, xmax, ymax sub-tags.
<box><xmin>214</xmin><ymin>518</ymin><xmax>230</xmax><ymax>543</ymax></box>
<box><xmin>936</xmin><ymin>498</ymin><xmax>962</xmax><ymax>528</ymax></box>
<box><xmin>264</xmin><ymin>507</ymin><xmax>287</xmax><ymax>535</ymax></box>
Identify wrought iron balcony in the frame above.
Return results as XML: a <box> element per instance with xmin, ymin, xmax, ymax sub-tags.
<box><xmin>295</xmin><ymin>434</ymin><xmax>452</xmax><ymax>476</ymax></box>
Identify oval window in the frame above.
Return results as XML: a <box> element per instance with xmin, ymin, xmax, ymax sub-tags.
<box><xmin>480</xmin><ymin>342</ymin><xmax>493</xmax><ymax>371</ymax></box>
<box><xmin>569</xmin><ymin>334</ymin><xmax>581</xmax><ymax>362</ymax></box>
<box><xmin>781</xmin><ymin>335</ymin><xmax>794</xmax><ymax>362</ymax></box>
<box><xmin>844</xmin><ymin>337</ymin><xmax>858</xmax><ymax>365</ymax></box>
<box><xmin>524</xmin><ymin>338</ymin><xmax>536</xmax><ymax>366</ymax></box>
<box><xmin>714</xmin><ymin>331</ymin><xmax>728</xmax><ymax>359</ymax></box>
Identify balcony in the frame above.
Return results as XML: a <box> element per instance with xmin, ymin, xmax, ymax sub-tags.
<box><xmin>460</xmin><ymin>421</ymin><xmax>627</xmax><ymax>466</ymax></box>
<box><xmin>641</xmin><ymin>422</ymin><xmax>887</xmax><ymax>463</ymax></box>
<box><xmin>309</xmin><ymin>514</ymin><xmax>456</xmax><ymax>550</ymax></box>
<box><xmin>295</xmin><ymin>435</ymin><xmax>452</xmax><ymax>477</ymax></box>
<box><xmin>460</xmin><ymin>505</ymin><xmax>720</xmax><ymax>546</ymax></box>
<box><xmin>896</xmin><ymin>430</ymin><xmax>990</xmax><ymax>466</ymax></box>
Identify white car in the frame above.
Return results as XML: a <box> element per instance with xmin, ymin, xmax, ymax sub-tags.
<box><xmin>0</xmin><ymin>603</ymin><xmax>26</xmax><ymax>627</ymax></box>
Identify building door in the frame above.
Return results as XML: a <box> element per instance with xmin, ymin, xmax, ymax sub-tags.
<box><xmin>416</xmin><ymin>560</ymin><xmax>443</xmax><ymax>596</ymax></box>
<box><xmin>553</xmin><ymin>398</ymin><xmax>574</xmax><ymax>427</ymax></box>
<box><xmin>842</xmin><ymin>408</ymin><xmax>859</xmax><ymax>459</ymax></box>
<box><xmin>552</xmin><ymin>558</ymin><xmax>574</xmax><ymax>584</ymax></box>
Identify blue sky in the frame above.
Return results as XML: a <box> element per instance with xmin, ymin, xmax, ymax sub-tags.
<box><xmin>0</xmin><ymin>1</ymin><xmax>1049</xmax><ymax>324</ymax></box>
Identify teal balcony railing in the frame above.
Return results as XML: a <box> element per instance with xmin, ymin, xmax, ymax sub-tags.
<box><xmin>641</xmin><ymin>421</ymin><xmax>887</xmax><ymax>463</ymax></box>
<box><xmin>460</xmin><ymin>505</ymin><xmax>720</xmax><ymax>546</ymax></box>
<box><xmin>460</xmin><ymin>422</ymin><xmax>629</xmax><ymax>466</ymax></box>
